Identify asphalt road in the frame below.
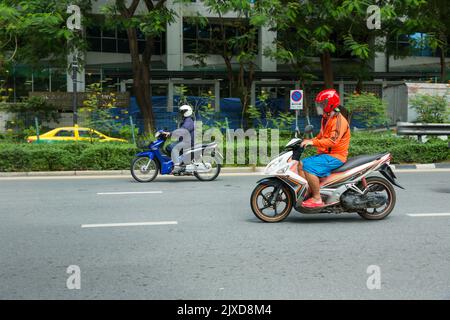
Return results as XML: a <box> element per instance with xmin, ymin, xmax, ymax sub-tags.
<box><xmin>0</xmin><ymin>171</ymin><xmax>449</xmax><ymax>300</ymax></box>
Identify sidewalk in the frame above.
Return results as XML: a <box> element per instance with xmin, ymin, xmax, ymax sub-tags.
<box><xmin>1</xmin><ymin>163</ymin><xmax>450</xmax><ymax>177</ymax></box>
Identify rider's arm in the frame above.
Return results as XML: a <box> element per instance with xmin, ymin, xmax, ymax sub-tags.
<box><xmin>311</xmin><ymin>117</ymin><xmax>346</xmax><ymax>149</ymax></box>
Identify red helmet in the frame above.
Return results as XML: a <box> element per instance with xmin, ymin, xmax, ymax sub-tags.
<box><xmin>315</xmin><ymin>89</ymin><xmax>340</xmax><ymax>114</ymax></box>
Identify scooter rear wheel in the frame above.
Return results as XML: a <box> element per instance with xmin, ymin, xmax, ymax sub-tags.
<box><xmin>250</xmin><ymin>182</ymin><xmax>293</xmax><ymax>222</ymax></box>
<box><xmin>131</xmin><ymin>157</ymin><xmax>159</xmax><ymax>182</ymax></box>
<box><xmin>357</xmin><ymin>176</ymin><xmax>396</xmax><ymax>220</ymax></box>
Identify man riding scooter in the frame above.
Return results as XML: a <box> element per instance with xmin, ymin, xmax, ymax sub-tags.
<box><xmin>162</xmin><ymin>104</ymin><xmax>195</xmax><ymax>173</ymax></box>
<box><xmin>292</xmin><ymin>89</ymin><xmax>351</xmax><ymax>208</ymax></box>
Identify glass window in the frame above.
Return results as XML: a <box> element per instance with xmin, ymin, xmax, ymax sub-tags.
<box><xmin>197</xmin><ymin>40</ymin><xmax>211</xmax><ymax>53</ymax></box>
<box><xmin>136</xmin><ymin>29</ymin><xmax>146</xmax><ymax>41</ymax></box>
<box><xmin>183</xmin><ymin>24</ymin><xmax>197</xmax><ymax>39</ymax></box>
<box><xmin>87</xmin><ymin>37</ymin><xmax>102</xmax><ymax>52</ymax></box>
<box><xmin>198</xmin><ymin>25</ymin><xmax>211</xmax><ymax>40</ymax></box>
<box><xmin>50</xmin><ymin>69</ymin><xmax>66</xmax><ymax>92</ymax></box>
<box><xmin>117</xmin><ymin>39</ymin><xmax>130</xmax><ymax>53</ymax></box>
<box><xmin>86</xmin><ymin>25</ymin><xmax>101</xmax><ymax>37</ymax></box>
<box><xmin>33</xmin><ymin>68</ymin><xmax>50</xmax><ymax>92</ymax></box>
<box><xmin>79</xmin><ymin>130</ymin><xmax>101</xmax><ymax>139</ymax></box>
<box><xmin>102</xmin><ymin>38</ymin><xmax>117</xmax><ymax>53</ymax></box>
<box><xmin>117</xmin><ymin>28</ymin><xmax>128</xmax><ymax>40</ymax></box>
<box><xmin>78</xmin><ymin>130</ymin><xmax>91</xmax><ymax>138</ymax></box>
<box><xmin>153</xmin><ymin>41</ymin><xmax>161</xmax><ymax>55</ymax></box>
<box><xmin>138</xmin><ymin>40</ymin><xmax>146</xmax><ymax>54</ymax></box>
<box><xmin>183</xmin><ymin>39</ymin><xmax>197</xmax><ymax>52</ymax></box>
<box><xmin>211</xmin><ymin>24</ymin><xmax>222</xmax><ymax>39</ymax></box>
<box><xmin>225</xmin><ymin>25</ymin><xmax>237</xmax><ymax>39</ymax></box>
<box><xmin>55</xmin><ymin>130</ymin><xmax>74</xmax><ymax>137</ymax></box>
<box><xmin>102</xmin><ymin>27</ymin><xmax>116</xmax><ymax>38</ymax></box>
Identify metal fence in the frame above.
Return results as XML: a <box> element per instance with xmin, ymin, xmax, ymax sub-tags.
<box><xmin>1</xmin><ymin>80</ymin><xmax>390</xmax><ymax>142</ymax></box>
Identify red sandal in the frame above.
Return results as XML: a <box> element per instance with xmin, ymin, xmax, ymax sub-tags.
<box><xmin>302</xmin><ymin>198</ymin><xmax>325</xmax><ymax>208</ymax></box>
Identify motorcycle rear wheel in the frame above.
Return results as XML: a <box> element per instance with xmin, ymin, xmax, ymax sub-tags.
<box><xmin>250</xmin><ymin>182</ymin><xmax>293</xmax><ymax>222</ymax></box>
<box><xmin>194</xmin><ymin>157</ymin><xmax>221</xmax><ymax>181</ymax></box>
<box><xmin>357</xmin><ymin>176</ymin><xmax>396</xmax><ymax>220</ymax></box>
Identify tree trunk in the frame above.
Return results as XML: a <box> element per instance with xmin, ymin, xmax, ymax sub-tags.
<box><xmin>127</xmin><ymin>27</ymin><xmax>155</xmax><ymax>134</ymax></box>
<box><xmin>439</xmin><ymin>37</ymin><xmax>447</xmax><ymax>83</ymax></box>
<box><xmin>223</xmin><ymin>55</ymin><xmax>235</xmax><ymax>97</ymax></box>
<box><xmin>133</xmin><ymin>66</ymin><xmax>154</xmax><ymax>134</ymax></box>
<box><xmin>320</xmin><ymin>51</ymin><xmax>334</xmax><ymax>89</ymax></box>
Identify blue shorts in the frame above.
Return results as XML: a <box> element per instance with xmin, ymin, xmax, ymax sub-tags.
<box><xmin>301</xmin><ymin>154</ymin><xmax>344</xmax><ymax>178</ymax></box>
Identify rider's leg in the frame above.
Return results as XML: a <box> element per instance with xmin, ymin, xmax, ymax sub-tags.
<box><xmin>304</xmin><ymin>171</ymin><xmax>322</xmax><ymax>203</ymax></box>
<box><xmin>296</xmin><ymin>161</ymin><xmax>306</xmax><ymax>179</ymax></box>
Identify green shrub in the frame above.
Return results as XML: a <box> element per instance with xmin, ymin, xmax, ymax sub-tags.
<box><xmin>0</xmin><ymin>142</ymin><xmax>138</xmax><ymax>172</ymax></box>
<box><xmin>0</xmin><ymin>132</ymin><xmax>448</xmax><ymax>172</ymax></box>
<box><xmin>409</xmin><ymin>93</ymin><xmax>449</xmax><ymax>123</ymax></box>
<box><xmin>77</xmin><ymin>143</ymin><xmax>137</xmax><ymax>170</ymax></box>
<box><xmin>344</xmin><ymin>92</ymin><xmax>387</xmax><ymax>128</ymax></box>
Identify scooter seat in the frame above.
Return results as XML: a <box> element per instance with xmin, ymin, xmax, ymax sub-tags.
<box><xmin>331</xmin><ymin>152</ymin><xmax>389</xmax><ymax>173</ymax></box>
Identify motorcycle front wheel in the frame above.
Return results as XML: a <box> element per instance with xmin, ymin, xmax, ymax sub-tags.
<box><xmin>131</xmin><ymin>157</ymin><xmax>159</xmax><ymax>182</ymax></box>
<box><xmin>250</xmin><ymin>182</ymin><xmax>293</xmax><ymax>222</ymax></box>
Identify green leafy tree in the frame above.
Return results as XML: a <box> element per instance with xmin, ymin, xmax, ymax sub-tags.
<box><xmin>268</xmin><ymin>0</ymin><xmax>423</xmax><ymax>90</ymax></box>
<box><xmin>344</xmin><ymin>91</ymin><xmax>387</xmax><ymax>128</ymax></box>
<box><xmin>81</xmin><ymin>82</ymin><xmax>122</xmax><ymax>135</ymax></box>
<box><xmin>406</xmin><ymin>0</ymin><xmax>450</xmax><ymax>82</ymax></box>
<box><xmin>101</xmin><ymin>0</ymin><xmax>192</xmax><ymax>134</ymax></box>
<box><xmin>0</xmin><ymin>0</ymin><xmax>90</xmax><ymax>73</ymax></box>
<box><xmin>188</xmin><ymin>0</ymin><xmax>278</xmax><ymax>128</ymax></box>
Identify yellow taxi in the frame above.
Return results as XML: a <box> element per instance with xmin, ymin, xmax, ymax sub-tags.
<box><xmin>27</xmin><ymin>126</ymin><xmax>127</xmax><ymax>143</ymax></box>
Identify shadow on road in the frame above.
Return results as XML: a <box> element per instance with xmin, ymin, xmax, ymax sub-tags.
<box><xmin>245</xmin><ymin>214</ymin><xmax>376</xmax><ymax>224</ymax></box>
<box><xmin>432</xmin><ymin>188</ymin><xmax>450</xmax><ymax>194</ymax></box>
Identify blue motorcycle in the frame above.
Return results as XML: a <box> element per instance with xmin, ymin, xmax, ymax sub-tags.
<box><xmin>131</xmin><ymin>130</ymin><xmax>222</xmax><ymax>182</ymax></box>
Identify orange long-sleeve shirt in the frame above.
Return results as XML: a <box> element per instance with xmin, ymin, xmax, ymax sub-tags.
<box><xmin>311</xmin><ymin>112</ymin><xmax>351</xmax><ymax>163</ymax></box>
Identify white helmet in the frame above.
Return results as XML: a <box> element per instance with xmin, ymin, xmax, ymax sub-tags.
<box><xmin>179</xmin><ymin>104</ymin><xmax>193</xmax><ymax>117</ymax></box>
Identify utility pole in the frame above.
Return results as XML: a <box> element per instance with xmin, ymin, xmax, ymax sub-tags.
<box><xmin>67</xmin><ymin>4</ymin><xmax>82</xmax><ymax>126</ymax></box>
<box><xmin>72</xmin><ymin>54</ymin><xmax>78</xmax><ymax>125</ymax></box>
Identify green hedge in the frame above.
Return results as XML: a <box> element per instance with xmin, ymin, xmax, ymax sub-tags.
<box><xmin>0</xmin><ymin>133</ymin><xmax>449</xmax><ymax>172</ymax></box>
<box><xmin>0</xmin><ymin>142</ymin><xmax>138</xmax><ymax>172</ymax></box>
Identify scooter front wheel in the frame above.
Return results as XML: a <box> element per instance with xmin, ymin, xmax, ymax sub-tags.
<box><xmin>250</xmin><ymin>182</ymin><xmax>293</xmax><ymax>222</ymax></box>
<box><xmin>131</xmin><ymin>157</ymin><xmax>159</xmax><ymax>182</ymax></box>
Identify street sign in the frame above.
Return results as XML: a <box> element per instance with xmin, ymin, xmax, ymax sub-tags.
<box><xmin>290</xmin><ymin>90</ymin><xmax>303</xmax><ymax>110</ymax></box>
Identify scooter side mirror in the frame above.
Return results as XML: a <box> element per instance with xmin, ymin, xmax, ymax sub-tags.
<box><xmin>304</xmin><ymin>125</ymin><xmax>314</xmax><ymax>134</ymax></box>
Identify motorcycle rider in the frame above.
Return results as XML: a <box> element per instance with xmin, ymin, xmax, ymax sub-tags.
<box><xmin>292</xmin><ymin>89</ymin><xmax>351</xmax><ymax>208</ymax></box>
<box><xmin>164</xmin><ymin>104</ymin><xmax>195</xmax><ymax>169</ymax></box>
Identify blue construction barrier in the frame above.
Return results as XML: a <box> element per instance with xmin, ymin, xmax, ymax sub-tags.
<box><xmin>122</xmin><ymin>96</ymin><xmax>371</xmax><ymax>134</ymax></box>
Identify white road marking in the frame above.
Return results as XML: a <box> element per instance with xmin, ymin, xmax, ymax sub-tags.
<box><xmin>97</xmin><ymin>191</ymin><xmax>163</xmax><ymax>195</ymax></box>
<box><xmin>81</xmin><ymin>221</ymin><xmax>178</xmax><ymax>228</ymax></box>
<box><xmin>408</xmin><ymin>213</ymin><xmax>450</xmax><ymax>217</ymax></box>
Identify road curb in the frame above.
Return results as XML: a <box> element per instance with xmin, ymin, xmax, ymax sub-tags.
<box><xmin>1</xmin><ymin>163</ymin><xmax>450</xmax><ymax>178</ymax></box>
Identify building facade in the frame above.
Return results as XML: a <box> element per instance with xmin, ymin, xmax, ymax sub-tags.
<box><xmin>2</xmin><ymin>0</ymin><xmax>449</xmax><ymax>128</ymax></box>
